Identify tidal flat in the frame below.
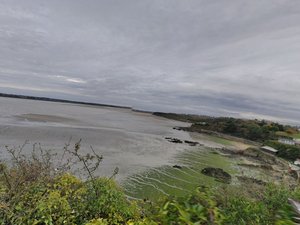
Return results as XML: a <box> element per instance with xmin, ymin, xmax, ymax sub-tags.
<box><xmin>0</xmin><ymin>97</ymin><xmax>191</xmax><ymax>180</ymax></box>
<box><xmin>0</xmin><ymin>97</ymin><xmax>294</xmax><ymax>200</ymax></box>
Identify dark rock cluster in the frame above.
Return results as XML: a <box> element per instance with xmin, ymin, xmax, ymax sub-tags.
<box><xmin>201</xmin><ymin>167</ymin><xmax>232</xmax><ymax>184</ymax></box>
<box><xmin>165</xmin><ymin>137</ymin><xmax>202</xmax><ymax>146</ymax></box>
<box><xmin>165</xmin><ymin>137</ymin><xmax>183</xmax><ymax>143</ymax></box>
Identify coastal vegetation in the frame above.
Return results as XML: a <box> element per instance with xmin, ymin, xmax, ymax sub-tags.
<box><xmin>264</xmin><ymin>140</ymin><xmax>300</xmax><ymax>161</ymax></box>
<box><xmin>0</xmin><ymin>140</ymin><xmax>300</xmax><ymax>224</ymax></box>
<box><xmin>0</xmin><ymin>142</ymin><xmax>139</xmax><ymax>225</ymax></box>
<box><xmin>153</xmin><ymin>113</ymin><xmax>299</xmax><ymax>142</ymax></box>
<box><xmin>154</xmin><ymin>112</ymin><xmax>300</xmax><ymax>162</ymax></box>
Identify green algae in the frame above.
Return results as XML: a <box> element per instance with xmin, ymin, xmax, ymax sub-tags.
<box><xmin>123</xmin><ymin>147</ymin><xmax>237</xmax><ymax>200</ymax></box>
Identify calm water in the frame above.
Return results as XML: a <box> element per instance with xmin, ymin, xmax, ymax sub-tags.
<box><xmin>0</xmin><ymin>97</ymin><xmax>191</xmax><ymax>180</ymax></box>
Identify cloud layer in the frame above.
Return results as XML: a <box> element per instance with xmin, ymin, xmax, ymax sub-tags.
<box><xmin>0</xmin><ymin>0</ymin><xmax>300</xmax><ymax>124</ymax></box>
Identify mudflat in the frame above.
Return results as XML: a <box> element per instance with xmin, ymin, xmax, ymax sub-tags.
<box><xmin>0</xmin><ymin>97</ymin><xmax>191</xmax><ymax>180</ymax></box>
<box><xmin>16</xmin><ymin>113</ymin><xmax>78</xmax><ymax>123</ymax></box>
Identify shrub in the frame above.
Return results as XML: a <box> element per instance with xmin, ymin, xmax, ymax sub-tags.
<box><xmin>0</xmin><ymin>141</ymin><xmax>140</xmax><ymax>225</ymax></box>
<box><xmin>0</xmin><ymin>173</ymin><xmax>139</xmax><ymax>225</ymax></box>
<box><xmin>220</xmin><ymin>184</ymin><xmax>299</xmax><ymax>225</ymax></box>
<box><xmin>1</xmin><ymin>141</ymin><xmax>300</xmax><ymax>225</ymax></box>
<box><xmin>222</xmin><ymin>196</ymin><xmax>271</xmax><ymax>225</ymax></box>
<box><xmin>154</xmin><ymin>187</ymin><xmax>224</xmax><ymax>224</ymax></box>
<box><xmin>265</xmin><ymin>140</ymin><xmax>300</xmax><ymax>161</ymax></box>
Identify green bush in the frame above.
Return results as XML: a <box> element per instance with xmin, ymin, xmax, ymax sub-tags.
<box><xmin>1</xmin><ymin>170</ymin><xmax>300</xmax><ymax>225</ymax></box>
<box><xmin>265</xmin><ymin>140</ymin><xmax>300</xmax><ymax>161</ymax></box>
<box><xmin>0</xmin><ymin>173</ymin><xmax>139</xmax><ymax>225</ymax></box>
<box><xmin>220</xmin><ymin>184</ymin><xmax>299</xmax><ymax>225</ymax></box>
<box><xmin>0</xmin><ymin>142</ymin><xmax>141</xmax><ymax>225</ymax></box>
<box><xmin>153</xmin><ymin>187</ymin><xmax>224</xmax><ymax>225</ymax></box>
<box><xmin>222</xmin><ymin>197</ymin><xmax>271</xmax><ymax>225</ymax></box>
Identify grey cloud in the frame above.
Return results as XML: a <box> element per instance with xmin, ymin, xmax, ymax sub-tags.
<box><xmin>0</xmin><ymin>0</ymin><xmax>300</xmax><ymax>124</ymax></box>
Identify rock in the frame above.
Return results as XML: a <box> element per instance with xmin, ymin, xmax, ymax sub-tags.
<box><xmin>165</xmin><ymin>137</ymin><xmax>201</xmax><ymax>146</ymax></box>
<box><xmin>236</xmin><ymin>176</ymin><xmax>266</xmax><ymax>186</ymax></box>
<box><xmin>173</xmin><ymin>127</ymin><xmax>183</xmax><ymax>131</ymax></box>
<box><xmin>184</xmin><ymin>140</ymin><xmax>199</xmax><ymax>146</ymax></box>
<box><xmin>201</xmin><ymin>167</ymin><xmax>232</xmax><ymax>184</ymax></box>
<box><xmin>237</xmin><ymin>163</ymin><xmax>273</xmax><ymax>170</ymax></box>
<box><xmin>165</xmin><ymin>137</ymin><xmax>183</xmax><ymax>144</ymax></box>
<box><xmin>242</xmin><ymin>147</ymin><xmax>277</xmax><ymax>164</ymax></box>
<box><xmin>173</xmin><ymin>165</ymin><xmax>182</xmax><ymax>169</ymax></box>
<box><xmin>290</xmin><ymin>170</ymin><xmax>299</xmax><ymax>180</ymax></box>
<box><xmin>260</xmin><ymin>164</ymin><xmax>273</xmax><ymax>170</ymax></box>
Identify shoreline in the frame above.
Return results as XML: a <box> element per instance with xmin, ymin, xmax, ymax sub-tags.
<box><xmin>0</xmin><ymin>92</ymin><xmax>132</xmax><ymax>110</ymax></box>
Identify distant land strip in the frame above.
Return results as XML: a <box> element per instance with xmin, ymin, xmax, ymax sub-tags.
<box><xmin>0</xmin><ymin>93</ymin><xmax>132</xmax><ymax>110</ymax></box>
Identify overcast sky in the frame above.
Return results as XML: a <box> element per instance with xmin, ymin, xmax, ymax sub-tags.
<box><xmin>0</xmin><ymin>0</ymin><xmax>300</xmax><ymax>124</ymax></box>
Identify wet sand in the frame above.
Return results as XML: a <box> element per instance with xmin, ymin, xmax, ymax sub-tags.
<box><xmin>190</xmin><ymin>132</ymin><xmax>252</xmax><ymax>150</ymax></box>
<box><xmin>0</xmin><ymin>97</ymin><xmax>192</xmax><ymax>180</ymax></box>
<box><xmin>16</xmin><ymin>113</ymin><xmax>78</xmax><ymax>123</ymax></box>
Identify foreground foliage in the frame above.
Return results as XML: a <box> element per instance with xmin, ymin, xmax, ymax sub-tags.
<box><xmin>0</xmin><ymin>142</ymin><xmax>139</xmax><ymax>224</ymax></box>
<box><xmin>0</xmin><ymin>174</ymin><xmax>140</xmax><ymax>224</ymax></box>
<box><xmin>147</xmin><ymin>184</ymin><xmax>300</xmax><ymax>225</ymax></box>
<box><xmin>0</xmin><ymin>142</ymin><xmax>300</xmax><ymax>224</ymax></box>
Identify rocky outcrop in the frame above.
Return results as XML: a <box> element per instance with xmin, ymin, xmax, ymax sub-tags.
<box><xmin>184</xmin><ymin>140</ymin><xmax>200</xmax><ymax>146</ymax></box>
<box><xmin>165</xmin><ymin>137</ymin><xmax>202</xmax><ymax>146</ymax></box>
<box><xmin>201</xmin><ymin>167</ymin><xmax>232</xmax><ymax>184</ymax></box>
<box><xmin>173</xmin><ymin>127</ymin><xmax>183</xmax><ymax>131</ymax></box>
<box><xmin>173</xmin><ymin>165</ymin><xmax>183</xmax><ymax>169</ymax></box>
<box><xmin>237</xmin><ymin>163</ymin><xmax>273</xmax><ymax>170</ymax></box>
<box><xmin>236</xmin><ymin>176</ymin><xmax>266</xmax><ymax>186</ymax></box>
<box><xmin>165</xmin><ymin>137</ymin><xmax>183</xmax><ymax>143</ymax></box>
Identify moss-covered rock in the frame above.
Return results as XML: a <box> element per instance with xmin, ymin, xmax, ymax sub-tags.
<box><xmin>201</xmin><ymin>167</ymin><xmax>232</xmax><ymax>184</ymax></box>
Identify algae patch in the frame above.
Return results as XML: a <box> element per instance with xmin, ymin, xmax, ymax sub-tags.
<box><xmin>123</xmin><ymin>147</ymin><xmax>236</xmax><ymax>200</ymax></box>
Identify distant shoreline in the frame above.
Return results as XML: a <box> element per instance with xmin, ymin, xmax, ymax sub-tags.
<box><xmin>0</xmin><ymin>92</ymin><xmax>132</xmax><ymax>110</ymax></box>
